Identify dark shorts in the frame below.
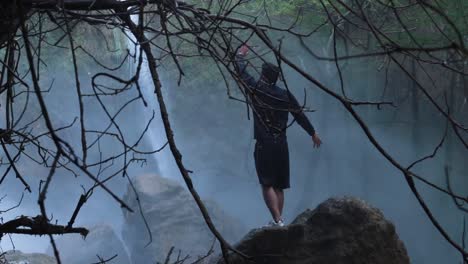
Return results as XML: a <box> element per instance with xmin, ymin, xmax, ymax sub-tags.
<box><xmin>254</xmin><ymin>139</ymin><xmax>290</xmax><ymax>189</ymax></box>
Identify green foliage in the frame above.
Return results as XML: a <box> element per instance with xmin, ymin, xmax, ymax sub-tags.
<box><xmin>34</xmin><ymin>17</ymin><xmax>128</xmax><ymax>74</ymax></box>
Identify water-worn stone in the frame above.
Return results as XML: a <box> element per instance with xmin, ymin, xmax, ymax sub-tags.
<box><xmin>3</xmin><ymin>250</ymin><xmax>55</xmax><ymax>264</ymax></box>
<box><xmin>215</xmin><ymin>197</ymin><xmax>410</xmax><ymax>264</ymax></box>
<box><xmin>122</xmin><ymin>174</ymin><xmax>246</xmax><ymax>264</ymax></box>
<box><xmin>46</xmin><ymin>224</ymin><xmax>130</xmax><ymax>264</ymax></box>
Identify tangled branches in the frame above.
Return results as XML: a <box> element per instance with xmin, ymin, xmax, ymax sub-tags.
<box><xmin>0</xmin><ymin>0</ymin><xmax>467</xmax><ymax>263</ymax></box>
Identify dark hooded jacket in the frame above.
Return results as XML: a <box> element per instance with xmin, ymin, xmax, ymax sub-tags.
<box><xmin>235</xmin><ymin>56</ymin><xmax>316</xmax><ymax>142</ymax></box>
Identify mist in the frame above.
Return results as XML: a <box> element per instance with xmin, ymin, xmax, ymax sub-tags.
<box><xmin>0</xmin><ymin>6</ymin><xmax>467</xmax><ymax>264</ymax></box>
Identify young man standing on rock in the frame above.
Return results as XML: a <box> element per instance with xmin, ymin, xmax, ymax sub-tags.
<box><xmin>234</xmin><ymin>44</ymin><xmax>322</xmax><ymax>227</ymax></box>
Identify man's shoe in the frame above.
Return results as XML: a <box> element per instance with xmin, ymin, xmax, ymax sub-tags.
<box><xmin>276</xmin><ymin>219</ymin><xmax>285</xmax><ymax>227</ymax></box>
<box><xmin>264</xmin><ymin>219</ymin><xmax>285</xmax><ymax>227</ymax></box>
<box><xmin>264</xmin><ymin>220</ymin><xmax>277</xmax><ymax>227</ymax></box>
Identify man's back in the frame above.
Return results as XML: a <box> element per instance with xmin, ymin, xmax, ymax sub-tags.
<box><xmin>250</xmin><ymin>81</ymin><xmax>294</xmax><ymax>142</ymax></box>
<box><xmin>234</xmin><ymin>53</ymin><xmax>316</xmax><ymax>141</ymax></box>
<box><xmin>249</xmin><ymin>80</ymin><xmax>316</xmax><ymax>143</ymax></box>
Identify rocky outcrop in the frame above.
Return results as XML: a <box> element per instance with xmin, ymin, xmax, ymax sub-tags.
<box><xmin>46</xmin><ymin>224</ymin><xmax>130</xmax><ymax>264</ymax></box>
<box><xmin>216</xmin><ymin>197</ymin><xmax>410</xmax><ymax>264</ymax></box>
<box><xmin>122</xmin><ymin>174</ymin><xmax>246</xmax><ymax>264</ymax></box>
<box><xmin>3</xmin><ymin>250</ymin><xmax>55</xmax><ymax>264</ymax></box>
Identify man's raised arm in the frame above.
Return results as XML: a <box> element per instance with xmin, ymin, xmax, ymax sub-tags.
<box><xmin>234</xmin><ymin>44</ymin><xmax>256</xmax><ymax>88</ymax></box>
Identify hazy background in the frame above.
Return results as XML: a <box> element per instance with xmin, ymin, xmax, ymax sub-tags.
<box><xmin>0</xmin><ymin>9</ymin><xmax>466</xmax><ymax>264</ymax></box>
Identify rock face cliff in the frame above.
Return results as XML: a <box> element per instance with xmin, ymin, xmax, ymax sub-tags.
<box><xmin>122</xmin><ymin>174</ymin><xmax>246</xmax><ymax>263</ymax></box>
<box><xmin>46</xmin><ymin>224</ymin><xmax>130</xmax><ymax>264</ymax></box>
<box><xmin>215</xmin><ymin>197</ymin><xmax>410</xmax><ymax>264</ymax></box>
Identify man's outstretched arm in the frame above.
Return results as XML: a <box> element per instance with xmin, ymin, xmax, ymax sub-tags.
<box><xmin>288</xmin><ymin>91</ymin><xmax>322</xmax><ymax>148</ymax></box>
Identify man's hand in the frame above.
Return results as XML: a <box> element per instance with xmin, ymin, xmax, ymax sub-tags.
<box><xmin>238</xmin><ymin>44</ymin><xmax>249</xmax><ymax>57</ymax></box>
<box><xmin>312</xmin><ymin>133</ymin><xmax>322</xmax><ymax>148</ymax></box>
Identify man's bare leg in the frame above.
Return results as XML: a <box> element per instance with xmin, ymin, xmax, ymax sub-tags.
<box><xmin>274</xmin><ymin>188</ymin><xmax>284</xmax><ymax>218</ymax></box>
<box><xmin>261</xmin><ymin>185</ymin><xmax>281</xmax><ymax>222</ymax></box>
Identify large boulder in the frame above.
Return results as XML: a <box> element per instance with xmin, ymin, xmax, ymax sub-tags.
<box><xmin>46</xmin><ymin>224</ymin><xmax>130</xmax><ymax>264</ymax></box>
<box><xmin>3</xmin><ymin>250</ymin><xmax>55</xmax><ymax>264</ymax></box>
<box><xmin>216</xmin><ymin>197</ymin><xmax>410</xmax><ymax>264</ymax></box>
<box><xmin>122</xmin><ymin>174</ymin><xmax>246</xmax><ymax>264</ymax></box>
